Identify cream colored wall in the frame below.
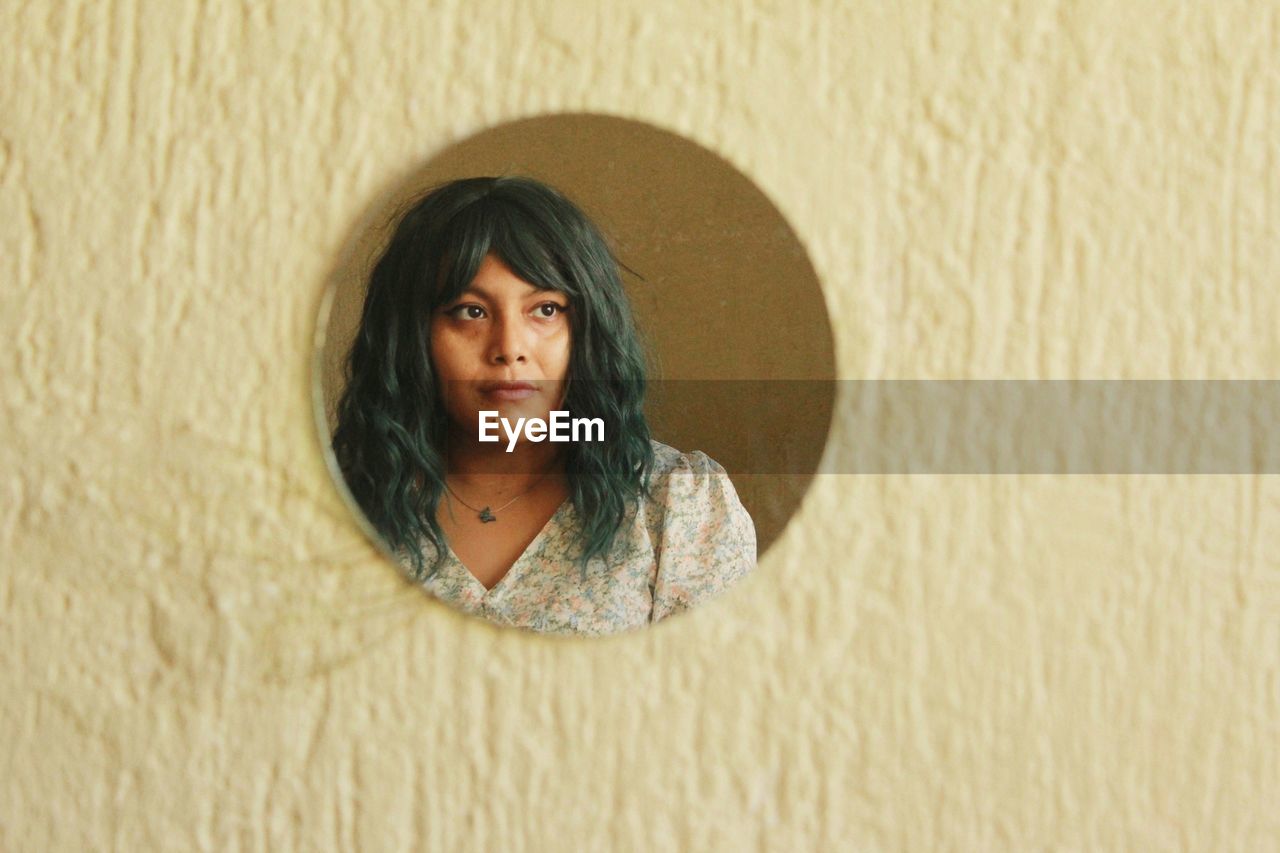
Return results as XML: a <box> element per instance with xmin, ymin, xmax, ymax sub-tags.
<box><xmin>4</xmin><ymin>1</ymin><xmax>1278</xmax><ymax>849</ymax></box>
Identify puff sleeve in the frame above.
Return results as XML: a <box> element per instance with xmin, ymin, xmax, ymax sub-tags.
<box><xmin>650</xmin><ymin>450</ymin><xmax>757</xmax><ymax>622</ymax></box>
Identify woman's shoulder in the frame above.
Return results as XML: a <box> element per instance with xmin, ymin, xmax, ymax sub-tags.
<box><xmin>643</xmin><ymin>439</ymin><xmax>746</xmax><ymax>521</ymax></box>
<box><xmin>643</xmin><ymin>440</ymin><xmax>757</xmax><ymax>622</ymax></box>
<box><xmin>646</xmin><ymin>438</ymin><xmax>724</xmax><ymax>483</ymax></box>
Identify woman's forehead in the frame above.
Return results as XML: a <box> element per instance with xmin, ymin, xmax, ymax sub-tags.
<box><xmin>461</xmin><ymin>255</ymin><xmax>548</xmax><ymax>298</ymax></box>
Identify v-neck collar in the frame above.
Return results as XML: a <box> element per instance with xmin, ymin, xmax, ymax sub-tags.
<box><xmin>447</xmin><ymin>498</ymin><xmax>572</xmax><ymax>597</ymax></box>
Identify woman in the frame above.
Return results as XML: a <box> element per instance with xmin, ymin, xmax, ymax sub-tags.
<box><xmin>333</xmin><ymin>175</ymin><xmax>755</xmax><ymax>636</ymax></box>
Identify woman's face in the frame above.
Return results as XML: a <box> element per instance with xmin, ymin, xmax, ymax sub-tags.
<box><xmin>430</xmin><ymin>253</ymin><xmax>572</xmax><ymax>443</ymax></box>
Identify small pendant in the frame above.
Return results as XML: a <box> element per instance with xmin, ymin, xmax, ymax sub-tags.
<box><xmin>478</xmin><ymin>507</ymin><xmax>496</xmax><ymax>523</ymax></box>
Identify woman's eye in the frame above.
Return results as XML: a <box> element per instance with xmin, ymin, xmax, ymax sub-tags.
<box><xmin>535</xmin><ymin>302</ymin><xmax>567</xmax><ymax>318</ymax></box>
<box><xmin>446</xmin><ymin>304</ymin><xmax>485</xmax><ymax>320</ymax></box>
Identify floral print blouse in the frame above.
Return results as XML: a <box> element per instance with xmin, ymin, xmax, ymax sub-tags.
<box><xmin>412</xmin><ymin>440</ymin><xmax>757</xmax><ymax>636</ymax></box>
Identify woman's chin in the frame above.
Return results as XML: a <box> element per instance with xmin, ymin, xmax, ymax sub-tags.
<box><xmin>462</xmin><ymin>401</ymin><xmax>557</xmax><ymax>443</ymax></box>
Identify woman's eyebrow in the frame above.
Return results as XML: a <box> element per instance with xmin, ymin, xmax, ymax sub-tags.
<box><xmin>457</xmin><ymin>282</ymin><xmax>555</xmax><ymax>299</ymax></box>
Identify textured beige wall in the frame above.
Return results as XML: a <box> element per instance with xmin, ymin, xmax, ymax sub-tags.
<box><xmin>4</xmin><ymin>1</ymin><xmax>1279</xmax><ymax>850</ymax></box>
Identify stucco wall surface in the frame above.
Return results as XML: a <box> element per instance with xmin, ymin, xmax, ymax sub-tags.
<box><xmin>3</xmin><ymin>1</ymin><xmax>1279</xmax><ymax>850</ymax></box>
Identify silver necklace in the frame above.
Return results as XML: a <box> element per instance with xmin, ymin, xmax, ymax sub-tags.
<box><xmin>444</xmin><ymin>468</ymin><xmax>553</xmax><ymax>523</ymax></box>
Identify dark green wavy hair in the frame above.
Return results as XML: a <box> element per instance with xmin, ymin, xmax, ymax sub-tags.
<box><xmin>332</xmin><ymin>175</ymin><xmax>654</xmax><ymax>580</ymax></box>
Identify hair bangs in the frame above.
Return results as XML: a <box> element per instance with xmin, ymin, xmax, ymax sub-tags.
<box><xmin>430</xmin><ymin>204</ymin><xmax>496</xmax><ymax>307</ymax></box>
<box><xmin>487</xmin><ymin>203</ymin><xmax>576</xmax><ymax>297</ymax></box>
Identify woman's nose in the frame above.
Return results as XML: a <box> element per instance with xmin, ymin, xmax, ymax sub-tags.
<box><xmin>488</xmin><ymin>315</ymin><xmax>528</xmax><ymax>364</ymax></box>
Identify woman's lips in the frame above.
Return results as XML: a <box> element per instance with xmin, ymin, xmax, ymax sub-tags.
<box><xmin>480</xmin><ymin>383</ymin><xmax>538</xmax><ymax>401</ymax></box>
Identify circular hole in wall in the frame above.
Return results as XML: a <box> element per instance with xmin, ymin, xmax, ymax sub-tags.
<box><xmin>314</xmin><ymin>113</ymin><xmax>835</xmax><ymax>636</ymax></box>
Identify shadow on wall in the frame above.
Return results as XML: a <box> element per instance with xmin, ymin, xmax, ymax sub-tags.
<box><xmin>315</xmin><ymin>113</ymin><xmax>837</xmax><ymax>557</ymax></box>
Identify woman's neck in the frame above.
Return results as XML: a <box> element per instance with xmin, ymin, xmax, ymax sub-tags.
<box><xmin>442</xmin><ymin>425</ymin><xmax>566</xmax><ymax>499</ymax></box>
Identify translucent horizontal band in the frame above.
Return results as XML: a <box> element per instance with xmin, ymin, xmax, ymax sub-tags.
<box><xmin>406</xmin><ymin>380</ymin><xmax>1280</xmax><ymax>474</ymax></box>
<box><xmin>648</xmin><ymin>380</ymin><xmax>1280</xmax><ymax>475</ymax></box>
